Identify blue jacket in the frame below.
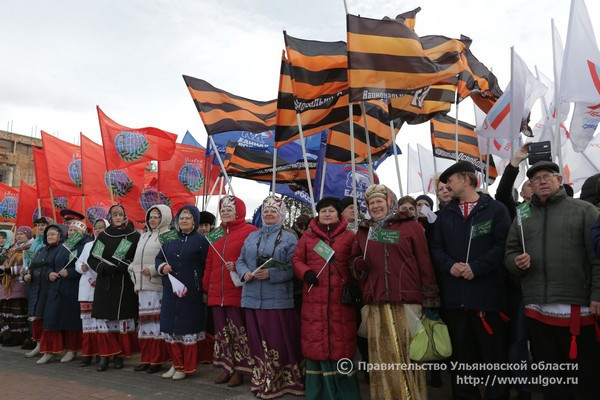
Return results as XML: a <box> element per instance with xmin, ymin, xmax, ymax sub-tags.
<box><xmin>236</xmin><ymin>224</ymin><xmax>297</xmax><ymax>310</ymax></box>
<box><xmin>44</xmin><ymin>233</ymin><xmax>92</xmax><ymax>331</ymax></box>
<box><xmin>157</xmin><ymin>205</ymin><xmax>209</xmax><ymax>335</ymax></box>
<box><xmin>593</xmin><ymin>215</ymin><xmax>600</xmax><ymax>260</ymax></box>
<box><xmin>431</xmin><ymin>193</ymin><xmax>510</xmax><ymax>312</ymax></box>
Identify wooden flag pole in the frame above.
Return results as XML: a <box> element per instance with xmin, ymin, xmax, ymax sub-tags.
<box><xmin>360</xmin><ymin>101</ymin><xmax>375</xmax><ymax>183</ymax></box>
<box><xmin>271</xmin><ymin>147</ymin><xmax>278</xmax><ymax>196</ymax></box>
<box><xmin>208</xmin><ymin>135</ymin><xmax>235</xmax><ymax>197</ymax></box>
<box><xmin>37</xmin><ymin>198</ymin><xmax>42</xmax><ymax>220</ymax></box>
<box><xmin>106</xmin><ymin>172</ymin><xmax>115</xmax><ymax>205</ymax></box>
<box><xmin>49</xmin><ymin>187</ymin><xmax>57</xmax><ymax>222</ymax></box>
<box><xmin>81</xmin><ymin>195</ymin><xmax>86</xmax><ymax>219</ymax></box>
<box><xmin>390</xmin><ymin>120</ymin><xmax>403</xmax><ymax>197</ymax></box>
<box><xmin>348</xmin><ymin>103</ymin><xmax>359</xmax><ymax>222</ymax></box>
<box><xmin>296</xmin><ymin>113</ymin><xmax>317</xmax><ymax>216</ymax></box>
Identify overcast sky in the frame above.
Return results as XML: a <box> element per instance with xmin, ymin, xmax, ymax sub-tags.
<box><xmin>1</xmin><ymin>0</ymin><xmax>597</xmax><ymax>214</ymax></box>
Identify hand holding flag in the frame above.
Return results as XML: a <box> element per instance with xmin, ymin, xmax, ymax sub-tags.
<box><xmin>308</xmin><ymin>241</ymin><xmax>335</xmax><ymax>292</ymax></box>
<box><xmin>168</xmin><ymin>274</ymin><xmax>188</xmax><ymax>298</ymax></box>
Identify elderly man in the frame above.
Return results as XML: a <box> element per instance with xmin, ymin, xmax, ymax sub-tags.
<box><xmin>505</xmin><ymin>161</ymin><xmax>600</xmax><ymax>400</ymax></box>
<box><xmin>432</xmin><ymin>161</ymin><xmax>511</xmax><ymax>400</ymax></box>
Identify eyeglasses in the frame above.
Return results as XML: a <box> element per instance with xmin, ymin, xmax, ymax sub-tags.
<box><xmin>530</xmin><ymin>173</ymin><xmax>559</xmax><ymax>184</ymax></box>
<box><xmin>179</xmin><ymin>216</ymin><xmax>193</xmax><ymax>221</ymax></box>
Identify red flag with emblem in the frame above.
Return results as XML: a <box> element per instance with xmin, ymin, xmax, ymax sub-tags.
<box><xmin>0</xmin><ymin>183</ymin><xmax>19</xmax><ymax>223</ymax></box>
<box><xmin>16</xmin><ymin>181</ymin><xmax>39</xmax><ymax>227</ymax></box>
<box><xmin>97</xmin><ymin>106</ymin><xmax>178</xmax><ymax>170</ymax></box>
<box><xmin>33</xmin><ymin>148</ymin><xmax>51</xmax><ymax>199</ymax></box>
<box><xmin>41</xmin><ymin>131</ymin><xmax>82</xmax><ymax>197</ymax></box>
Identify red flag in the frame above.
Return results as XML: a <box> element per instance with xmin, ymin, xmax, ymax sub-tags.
<box><xmin>41</xmin><ymin>131</ymin><xmax>82</xmax><ymax>197</ymax></box>
<box><xmin>158</xmin><ymin>144</ymin><xmax>221</xmax><ymax>197</ymax></box>
<box><xmin>33</xmin><ymin>148</ymin><xmax>51</xmax><ymax>199</ymax></box>
<box><xmin>81</xmin><ymin>134</ymin><xmax>112</xmax><ymax>198</ymax></box>
<box><xmin>0</xmin><ymin>183</ymin><xmax>19</xmax><ymax>223</ymax></box>
<box><xmin>97</xmin><ymin>106</ymin><xmax>178</xmax><ymax>170</ymax></box>
<box><xmin>140</xmin><ymin>170</ymin><xmax>194</xmax><ymax>220</ymax></box>
<box><xmin>16</xmin><ymin>181</ymin><xmax>39</xmax><ymax>227</ymax></box>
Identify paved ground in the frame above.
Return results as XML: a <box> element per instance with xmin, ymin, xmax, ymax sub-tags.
<box><xmin>2</xmin><ymin>345</ymin><xmax>542</xmax><ymax>400</ymax></box>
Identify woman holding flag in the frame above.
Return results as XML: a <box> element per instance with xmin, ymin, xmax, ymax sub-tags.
<box><xmin>292</xmin><ymin>197</ymin><xmax>360</xmax><ymax>400</ymax></box>
<box><xmin>156</xmin><ymin>205</ymin><xmax>209</xmax><ymax>381</ymax></box>
<box><xmin>202</xmin><ymin>195</ymin><xmax>257</xmax><ymax>387</ymax></box>
<box><xmin>236</xmin><ymin>195</ymin><xmax>305</xmax><ymax>399</ymax></box>
<box><xmin>88</xmin><ymin>204</ymin><xmax>140</xmax><ymax>371</ymax></box>
<box><xmin>128</xmin><ymin>205</ymin><xmax>172</xmax><ymax>375</ymax></box>
<box><xmin>349</xmin><ymin>184</ymin><xmax>440</xmax><ymax>400</ymax></box>
<box><xmin>37</xmin><ymin>220</ymin><xmax>92</xmax><ymax>364</ymax></box>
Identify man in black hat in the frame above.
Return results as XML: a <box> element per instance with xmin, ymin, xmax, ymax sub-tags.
<box><xmin>60</xmin><ymin>209</ymin><xmax>85</xmax><ymax>227</ymax></box>
<box><xmin>340</xmin><ymin>196</ymin><xmax>357</xmax><ymax>232</ymax></box>
<box><xmin>505</xmin><ymin>161</ymin><xmax>600</xmax><ymax>399</ymax></box>
<box><xmin>431</xmin><ymin>161</ymin><xmax>511</xmax><ymax>400</ymax></box>
<box><xmin>198</xmin><ymin>211</ymin><xmax>216</xmax><ymax>235</ymax></box>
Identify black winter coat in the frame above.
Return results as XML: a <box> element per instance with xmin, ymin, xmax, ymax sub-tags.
<box><xmin>157</xmin><ymin>205</ymin><xmax>209</xmax><ymax>335</ymax></box>
<box><xmin>89</xmin><ymin>222</ymin><xmax>140</xmax><ymax>320</ymax></box>
<box><xmin>431</xmin><ymin>193</ymin><xmax>511</xmax><ymax>312</ymax></box>
<box><xmin>43</xmin><ymin>234</ymin><xmax>92</xmax><ymax>331</ymax></box>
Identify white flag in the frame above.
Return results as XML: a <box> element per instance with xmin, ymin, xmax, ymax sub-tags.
<box><xmin>406</xmin><ymin>145</ymin><xmax>423</xmax><ymax>194</ymax></box>
<box><xmin>417</xmin><ymin>144</ymin><xmax>436</xmax><ymax>194</ymax></box>
<box><xmin>477</xmin><ymin>50</ymin><xmax>546</xmax><ymax>140</ymax></box>
<box><xmin>583</xmin><ymin>132</ymin><xmax>600</xmax><ymax>171</ymax></box>
<box><xmin>560</xmin><ymin>0</ymin><xmax>600</xmax><ymax>104</ymax></box>
<box><xmin>562</xmin><ymin>138</ymin><xmax>598</xmax><ymax>192</ymax></box>
<box><xmin>568</xmin><ymin>102</ymin><xmax>600</xmax><ymax>151</ymax></box>
<box><xmin>550</xmin><ymin>22</ymin><xmax>571</xmax><ymax>121</ymax></box>
<box><xmin>168</xmin><ymin>274</ymin><xmax>188</xmax><ymax>298</ymax></box>
<box><xmin>474</xmin><ymin>103</ymin><xmax>513</xmax><ymax>159</ymax></box>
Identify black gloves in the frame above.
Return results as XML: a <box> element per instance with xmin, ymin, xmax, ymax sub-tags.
<box><xmin>304</xmin><ymin>270</ymin><xmax>319</xmax><ymax>286</ymax></box>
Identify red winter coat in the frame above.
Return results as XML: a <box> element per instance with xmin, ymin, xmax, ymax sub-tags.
<box><xmin>349</xmin><ymin>212</ymin><xmax>440</xmax><ymax>307</ymax></box>
<box><xmin>292</xmin><ymin>217</ymin><xmax>357</xmax><ymax>361</ymax></box>
<box><xmin>202</xmin><ymin>197</ymin><xmax>257</xmax><ymax>307</ymax></box>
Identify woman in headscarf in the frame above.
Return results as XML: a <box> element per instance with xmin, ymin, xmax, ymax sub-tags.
<box><xmin>88</xmin><ymin>204</ymin><xmax>140</xmax><ymax>371</ymax></box>
<box><xmin>156</xmin><ymin>205</ymin><xmax>209</xmax><ymax>381</ymax></box>
<box><xmin>292</xmin><ymin>197</ymin><xmax>360</xmax><ymax>400</ymax></box>
<box><xmin>236</xmin><ymin>195</ymin><xmax>304</xmax><ymax>399</ymax></box>
<box><xmin>128</xmin><ymin>205</ymin><xmax>172</xmax><ymax>374</ymax></box>
<box><xmin>0</xmin><ymin>226</ymin><xmax>33</xmax><ymax>347</ymax></box>
<box><xmin>202</xmin><ymin>195</ymin><xmax>257</xmax><ymax>387</ymax></box>
<box><xmin>36</xmin><ymin>220</ymin><xmax>92</xmax><ymax>364</ymax></box>
<box><xmin>75</xmin><ymin>218</ymin><xmax>108</xmax><ymax>366</ymax></box>
<box><xmin>349</xmin><ymin>184</ymin><xmax>440</xmax><ymax>400</ymax></box>
<box><xmin>22</xmin><ymin>222</ymin><xmax>65</xmax><ymax>358</ymax></box>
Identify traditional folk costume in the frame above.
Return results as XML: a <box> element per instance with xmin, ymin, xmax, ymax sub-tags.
<box><xmin>88</xmin><ymin>205</ymin><xmax>140</xmax><ymax>370</ymax></box>
<box><xmin>236</xmin><ymin>195</ymin><xmax>305</xmax><ymax>399</ymax></box>
<box><xmin>128</xmin><ymin>205</ymin><xmax>172</xmax><ymax>372</ymax></box>
<box><xmin>202</xmin><ymin>196</ymin><xmax>257</xmax><ymax>386</ymax></box>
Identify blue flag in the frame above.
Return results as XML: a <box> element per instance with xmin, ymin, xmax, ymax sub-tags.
<box><xmin>182</xmin><ymin>131</ymin><xmax>204</xmax><ymax>148</ymax></box>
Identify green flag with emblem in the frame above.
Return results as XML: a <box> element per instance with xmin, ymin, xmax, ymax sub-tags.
<box><xmin>471</xmin><ymin>220</ymin><xmax>492</xmax><ymax>238</ymax></box>
<box><xmin>206</xmin><ymin>226</ymin><xmax>225</xmax><ymax>244</ymax></box>
<box><xmin>313</xmin><ymin>240</ymin><xmax>335</xmax><ymax>262</ymax></box>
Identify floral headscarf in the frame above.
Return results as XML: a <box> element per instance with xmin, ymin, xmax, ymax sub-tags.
<box><xmin>261</xmin><ymin>195</ymin><xmax>286</xmax><ymax>226</ymax></box>
<box><xmin>108</xmin><ymin>204</ymin><xmax>129</xmax><ymax>229</ymax></box>
<box><xmin>220</xmin><ymin>195</ymin><xmax>237</xmax><ymax>216</ymax></box>
<box><xmin>365</xmin><ymin>184</ymin><xmax>398</xmax><ymax>223</ymax></box>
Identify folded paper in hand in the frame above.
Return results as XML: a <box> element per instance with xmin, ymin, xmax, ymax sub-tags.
<box><xmin>168</xmin><ymin>274</ymin><xmax>188</xmax><ymax>298</ymax></box>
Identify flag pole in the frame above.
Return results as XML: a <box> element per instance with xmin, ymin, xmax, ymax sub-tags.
<box><xmin>296</xmin><ymin>113</ymin><xmax>317</xmax><ymax>216</ymax></box>
<box><xmin>360</xmin><ymin>101</ymin><xmax>375</xmax><ymax>183</ymax></box>
<box><xmin>49</xmin><ymin>187</ymin><xmax>57</xmax><ymax>222</ymax></box>
<box><xmin>319</xmin><ymin>161</ymin><xmax>327</xmax><ymax>200</ymax></box>
<box><xmin>37</xmin><ymin>198</ymin><xmax>42</xmax><ymax>220</ymax></box>
<box><xmin>485</xmin><ymin>139</ymin><xmax>491</xmax><ymax>190</ymax></box>
<box><xmin>215</xmin><ymin>177</ymin><xmax>224</xmax><ymax>227</ymax></box>
<box><xmin>454</xmin><ymin>91</ymin><xmax>460</xmax><ymax>161</ymax></box>
<box><xmin>510</xmin><ymin>46</ymin><xmax>516</xmax><ymax>160</ymax></box>
<box><xmin>406</xmin><ymin>144</ymin><xmax>411</xmax><ymax>194</ymax></box>
<box><xmin>81</xmin><ymin>195</ymin><xmax>86</xmax><ymax>219</ymax></box>
<box><xmin>466</xmin><ymin>226</ymin><xmax>474</xmax><ymax>262</ymax></box>
<box><xmin>208</xmin><ymin>135</ymin><xmax>235</xmax><ymax>196</ymax></box>
<box><xmin>389</xmin><ymin>120</ymin><xmax>403</xmax><ymax>196</ymax></box>
<box><xmin>416</xmin><ymin>145</ymin><xmax>426</xmax><ymax>194</ymax></box>
<box><xmin>204</xmin><ymin>173</ymin><xmax>222</xmax><ymax>210</ymax></box>
<box><xmin>349</xmin><ymin>103</ymin><xmax>359</xmax><ymax>222</ymax></box>
<box><xmin>271</xmin><ymin>147</ymin><xmax>278</xmax><ymax>196</ymax></box>
<box><xmin>106</xmin><ymin>172</ymin><xmax>115</xmax><ymax>205</ymax></box>
<box><xmin>551</xmin><ymin>19</ymin><xmax>565</xmax><ymax>179</ymax></box>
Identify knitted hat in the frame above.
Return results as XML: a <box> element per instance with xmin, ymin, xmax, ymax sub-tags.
<box><xmin>364</xmin><ymin>184</ymin><xmax>388</xmax><ymax>203</ymax></box>
<box><xmin>316</xmin><ymin>197</ymin><xmax>342</xmax><ymax>215</ymax></box>
<box><xmin>415</xmin><ymin>194</ymin><xmax>434</xmax><ymax>210</ymax></box>
<box><xmin>340</xmin><ymin>196</ymin><xmax>354</xmax><ymax>211</ymax></box>
<box><xmin>16</xmin><ymin>226</ymin><xmax>33</xmax><ymax>239</ymax></box>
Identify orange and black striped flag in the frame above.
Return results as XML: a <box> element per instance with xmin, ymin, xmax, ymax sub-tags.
<box><xmin>275</xmin><ymin>36</ymin><xmax>354</xmax><ymax>148</ymax></box>
<box><xmin>388</xmin><ymin>80</ymin><xmax>456</xmax><ymax>124</ymax></box>
<box><xmin>325</xmin><ymin>100</ymin><xmax>397</xmax><ymax>164</ymax></box>
<box><xmin>457</xmin><ymin>47</ymin><xmax>503</xmax><ymax>113</ymax></box>
<box><xmin>224</xmin><ymin>141</ymin><xmax>317</xmax><ymax>183</ymax></box>
<box><xmin>183</xmin><ymin>75</ymin><xmax>276</xmax><ymax>135</ymax></box>
<box><xmin>347</xmin><ymin>13</ymin><xmax>468</xmax><ymax>102</ymax></box>
<box><xmin>388</xmin><ymin>7</ymin><xmax>421</xmax><ymax>30</ymax></box>
<box><xmin>430</xmin><ymin>114</ymin><xmax>498</xmax><ymax>182</ymax></box>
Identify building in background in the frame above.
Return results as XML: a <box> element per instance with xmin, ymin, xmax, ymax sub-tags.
<box><xmin>0</xmin><ymin>130</ymin><xmax>40</xmax><ymax>187</ymax></box>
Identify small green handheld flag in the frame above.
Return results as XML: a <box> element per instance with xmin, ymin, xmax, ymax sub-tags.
<box><xmin>113</xmin><ymin>238</ymin><xmax>133</xmax><ymax>261</ymax></box>
<box><xmin>313</xmin><ymin>240</ymin><xmax>335</xmax><ymax>262</ymax></box>
<box><xmin>368</xmin><ymin>227</ymin><xmax>400</xmax><ymax>244</ymax></box>
<box><xmin>206</xmin><ymin>226</ymin><xmax>225</xmax><ymax>244</ymax></box>
<box><xmin>91</xmin><ymin>241</ymin><xmax>105</xmax><ymax>259</ymax></box>
<box><xmin>516</xmin><ymin>202</ymin><xmax>531</xmax><ymax>224</ymax></box>
<box><xmin>64</xmin><ymin>231</ymin><xmax>84</xmax><ymax>250</ymax></box>
<box><xmin>159</xmin><ymin>230</ymin><xmax>179</xmax><ymax>244</ymax></box>
<box><xmin>471</xmin><ymin>220</ymin><xmax>492</xmax><ymax>238</ymax></box>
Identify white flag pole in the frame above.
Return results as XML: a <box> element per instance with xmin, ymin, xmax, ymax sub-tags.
<box><xmin>360</xmin><ymin>101</ymin><xmax>375</xmax><ymax>184</ymax></box>
<box><xmin>518</xmin><ymin>215</ymin><xmax>526</xmax><ymax>253</ymax></box>
<box><xmin>349</xmin><ymin>103</ymin><xmax>359</xmax><ymax>223</ymax></box>
<box><xmin>466</xmin><ymin>226</ymin><xmax>474</xmax><ymax>262</ymax></box>
<box><xmin>417</xmin><ymin>144</ymin><xmax>426</xmax><ymax>194</ymax></box>
<box><xmin>296</xmin><ymin>113</ymin><xmax>317</xmax><ymax>216</ymax></box>
<box><xmin>551</xmin><ymin>18</ymin><xmax>566</xmax><ymax>179</ymax></box>
<box><xmin>454</xmin><ymin>91</ymin><xmax>460</xmax><ymax>161</ymax></box>
<box><xmin>208</xmin><ymin>135</ymin><xmax>235</xmax><ymax>196</ymax></box>
<box><xmin>319</xmin><ymin>160</ymin><xmax>327</xmax><ymax>200</ymax></box>
<box><xmin>271</xmin><ymin>147</ymin><xmax>278</xmax><ymax>195</ymax></box>
<box><xmin>203</xmin><ymin>174</ymin><xmax>222</xmax><ymax>210</ymax></box>
<box><xmin>390</xmin><ymin>120</ymin><xmax>404</xmax><ymax>196</ymax></box>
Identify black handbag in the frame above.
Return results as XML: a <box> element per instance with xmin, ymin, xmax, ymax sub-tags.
<box><xmin>333</xmin><ymin>261</ymin><xmax>362</xmax><ymax>307</ymax></box>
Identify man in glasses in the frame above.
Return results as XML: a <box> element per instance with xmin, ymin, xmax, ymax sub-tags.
<box><xmin>505</xmin><ymin>161</ymin><xmax>600</xmax><ymax>399</ymax></box>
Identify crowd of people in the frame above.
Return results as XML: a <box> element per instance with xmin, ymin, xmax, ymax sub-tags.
<box><xmin>0</xmin><ymin>150</ymin><xmax>599</xmax><ymax>400</ymax></box>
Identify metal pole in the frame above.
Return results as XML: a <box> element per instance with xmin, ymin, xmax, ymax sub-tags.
<box><xmin>390</xmin><ymin>120</ymin><xmax>403</xmax><ymax>196</ymax></box>
<box><xmin>349</xmin><ymin>103</ymin><xmax>359</xmax><ymax>221</ymax></box>
<box><xmin>551</xmin><ymin>19</ymin><xmax>565</xmax><ymax>179</ymax></box>
<box><xmin>360</xmin><ymin>101</ymin><xmax>375</xmax><ymax>183</ymax></box>
<box><xmin>271</xmin><ymin>147</ymin><xmax>278</xmax><ymax>195</ymax></box>
<box><xmin>319</xmin><ymin>161</ymin><xmax>327</xmax><ymax>200</ymax></box>
<box><xmin>296</xmin><ymin>113</ymin><xmax>317</xmax><ymax>216</ymax></box>
<box><xmin>208</xmin><ymin>135</ymin><xmax>235</xmax><ymax>196</ymax></box>
<box><xmin>454</xmin><ymin>91</ymin><xmax>460</xmax><ymax>161</ymax></box>
<box><xmin>416</xmin><ymin>145</ymin><xmax>426</xmax><ymax>194</ymax></box>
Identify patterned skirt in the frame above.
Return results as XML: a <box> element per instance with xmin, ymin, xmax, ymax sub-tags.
<box><xmin>0</xmin><ymin>298</ymin><xmax>28</xmax><ymax>343</ymax></box>
<box><xmin>366</xmin><ymin>303</ymin><xmax>427</xmax><ymax>400</ymax></box>
<box><xmin>212</xmin><ymin>306</ymin><xmax>253</xmax><ymax>376</ymax></box>
<box><xmin>95</xmin><ymin>318</ymin><xmax>139</xmax><ymax>357</ymax></box>
<box><xmin>245</xmin><ymin>308</ymin><xmax>305</xmax><ymax>399</ymax></box>
<box><xmin>139</xmin><ymin>291</ymin><xmax>169</xmax><ymax>364</ymax></box>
